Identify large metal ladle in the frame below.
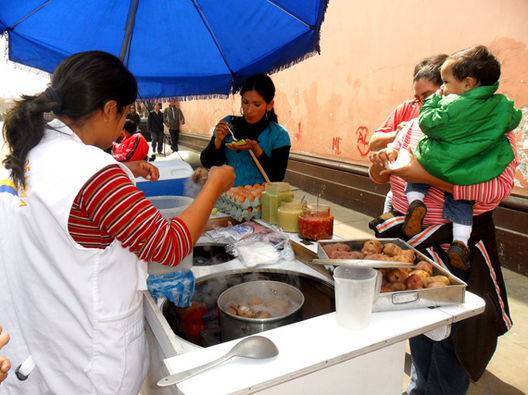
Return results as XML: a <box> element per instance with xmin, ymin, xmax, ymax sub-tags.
<box><xmin>157</xmin><ymin>336</ymin><xmax>279</xmax><ymax>387</ymax></box>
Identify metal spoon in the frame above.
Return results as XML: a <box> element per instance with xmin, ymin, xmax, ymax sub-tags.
<box><xmin>157</xmin><ymin>335</ymin><xmax>279</xmax><ymax>387</ymax></box>
<box><xmin>226</xmin><ymin>123</ymin><xmax>238</xmax><ymax>142</ymax></box>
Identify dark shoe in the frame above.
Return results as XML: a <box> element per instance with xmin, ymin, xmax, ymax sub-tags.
<box><xmin>403</xmin><ymin>200</ymin><xmax>427</xmax><ymax>237</ymax></box>
<box><xmin>448</xmin><ymin>241</ymin><xmax>471</xmax><ymax>270</ymax></box>
<box><xmin>149</xmin><ymin>154</ymin><xmax>156</xmax><ymax>161</ymax></box>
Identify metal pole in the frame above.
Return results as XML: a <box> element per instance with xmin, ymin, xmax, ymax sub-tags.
<box><xmin>120</xmin><ymin>0</ymin><xmax>140</xmax><ymax>62</ymax></box>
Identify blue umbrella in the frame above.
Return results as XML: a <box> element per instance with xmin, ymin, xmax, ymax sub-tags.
<box><xmin>0</xmin><ymin>0</ymin><xmax>329</xmax><ymax>99</ymax></box>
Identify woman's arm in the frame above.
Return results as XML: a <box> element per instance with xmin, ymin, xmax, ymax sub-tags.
<box><xmin>200</xmin><ymin>135</ymin><xmax>227</xmax><ymax>168</ymax></box>
<box><xmin>388</xmin><ymin>151</ymin><xmax>453</xmax><ymax>192</ymax></box>
<box><xmin>369</xmin><ymin>131</ymin><xmax>398</xmax><ymax>152</ymax></box>
<box><xmin>75</xmin><ymin>165</ymin><xmax>234</xmax><ymax>265</ymax></box>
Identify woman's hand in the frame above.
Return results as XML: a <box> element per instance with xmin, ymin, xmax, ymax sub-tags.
<box><xmin>206</xmin><ymin>165</ymin><xmax>236</xmax><ymax>193</ymax></box>
<box><xmin>0</xmin><ymin>325</ymin><xmax>11</xmax><ymax>384</ymax></box>
<box><xmin>123</xmin><ymin>160</ymin><xmax>160</xmax><ymax>181</ymax></box>
<box><xmin>369</xmin><ymin>148</ymin><xmax>398</xmax><ymax>169</ymax></box>
<box><xmin>191</xmin><ymin>167</ymin><xmax>209</xmax><ymax>185</ymax></box>
<box><xmin>214</xmin><ymin>120</ymin><xmax>231</xmax><ymax>149</ymax></box>
<box><xmin>226</xmin><ymin>139</ymin><xmax>263</xmax><ymax>156</ymax></box>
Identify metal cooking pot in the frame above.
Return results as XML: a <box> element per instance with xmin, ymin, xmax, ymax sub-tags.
<box><xmin>217</xmin><ymin>280</ymin><xmax>304</xmax><ymax>341</ymax></box>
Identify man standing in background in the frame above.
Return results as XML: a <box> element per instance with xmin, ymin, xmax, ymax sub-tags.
<box><xmin>148</xmin><ymin>102</ymin><xmax>164</xmax><ymax>155</ymax></box>
<box><xmin>163</xmin><ymin>101</ymin><xmax>185</xmax><ymax>152</ymax></box>
<box><xmin>126</xmin><ymin>105</ymin><xmax>141</xmax><ymax>127</ymax></box>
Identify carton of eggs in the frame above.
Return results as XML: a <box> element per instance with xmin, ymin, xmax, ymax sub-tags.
<box><xmin>215</xmin><ymin>183</ymin><xmax>265</xmax><ymax>222</ymax></box>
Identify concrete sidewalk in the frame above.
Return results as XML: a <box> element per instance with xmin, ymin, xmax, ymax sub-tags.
<box><xmin>294</xmin><ymin>189</ymin><xmax>527</xmax><ymax>395</ymax></box>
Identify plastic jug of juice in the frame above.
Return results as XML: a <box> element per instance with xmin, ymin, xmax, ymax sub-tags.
<box><xmin>261</xmin><ymin>182</ymin><xmax>293</xmax><ymax>224</ymax></box>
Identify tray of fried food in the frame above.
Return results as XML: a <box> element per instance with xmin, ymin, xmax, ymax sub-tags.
<box><xmin>317</xmin><ymin>238</ymin><xmax>463</xmax><ymax>291</ymax></box>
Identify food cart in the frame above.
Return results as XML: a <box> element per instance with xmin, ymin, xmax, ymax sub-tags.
<box><xmin>140</xmin><ymin>219</ymin><xmax>485</xmax><ymax>395</ymax></box>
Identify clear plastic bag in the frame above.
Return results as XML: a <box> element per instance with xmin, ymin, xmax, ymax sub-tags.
<box><xmin>225</xmin><ymin>228</ymin><xmax>295</xmax><ymax>267</ymax></box>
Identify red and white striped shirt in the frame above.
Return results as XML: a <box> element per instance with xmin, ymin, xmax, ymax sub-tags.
<box><xmin>68</xmin><ymin>165</ymin><xmax>192</xmax><ymax>267</ymax></box>
<box><xmin>376</xmin><ymin>119</ymin><xmax>517</xmax><ymax>227</ymax></box>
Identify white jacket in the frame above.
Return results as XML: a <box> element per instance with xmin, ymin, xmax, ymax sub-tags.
<box><xmin>0</xmin><ymin>119</ymin><xmax>148</xmax><ymax>394</ymax></box>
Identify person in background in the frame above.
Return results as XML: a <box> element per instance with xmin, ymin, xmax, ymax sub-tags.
<box><xmin>0</xmin><ymin>325</ymin><xmax>10</xmax><ymax>384</ymax></box>
<box><xmin>147</xmin><ymin>102</ymin><xmax>164</xmax><ymax>155</ymax></box>
<box><xmin>200</xmin><ymin>74</ymin><xmax>291</xmax><ymax>187</ymax></box>
<box><xmin>0</xmin><ymin>50</ymin><xmax>234</xmax><ymax>393</ymax></box>
<box><xmin>369</xmin><ymin>54</ymin><xmax>447</xmax><ymax>213</ymax></box>
<box><xmin>402</xmin><ymin>45</ymin><xmax>521</xmax><ymax>269</ymax></box>
<box><xmin>163</xmin><ymin>101</ymin><xmax>185</xmax><ymax>152</ymax></box>
<box><xmin>112</xmin><ymin>119</ymin><xmax>150</xmax><ymax>162</ymax></box>
<box><xmin>125</xmin><ymin>105</ymin><xmax>141</xmax><ymax>126</ymax></box>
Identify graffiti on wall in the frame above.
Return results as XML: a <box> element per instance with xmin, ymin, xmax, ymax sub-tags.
<box><xmin>355</xmin><ymin>126</ymin><xmax>370</xmax><ymax>157</ymax></box>
<box><xmin>332</xmin><ymin>136</ymin><xmax>342</xmax><ymax>155</ymax></box>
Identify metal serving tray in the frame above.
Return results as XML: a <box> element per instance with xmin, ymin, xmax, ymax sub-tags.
<box><xmin>317</xmin><ymin>238</ymin><xmax>467</xmax><ymax>312</ymax></box>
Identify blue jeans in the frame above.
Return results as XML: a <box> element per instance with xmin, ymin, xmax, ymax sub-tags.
<box><xmin>405</xmin><ymin>183</ymin><xmax>474</xmax><ymax>226</ymax></box>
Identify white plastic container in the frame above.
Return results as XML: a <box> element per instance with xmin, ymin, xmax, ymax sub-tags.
<box><xmin>147</xmin><ymin>195</ymin><xmax>194</xmax><ymax>274</ymax></box>
<box><xmin>333</xmin><ymin>267</ymin><xmax>381</xmax><ymax>330</ymax></box>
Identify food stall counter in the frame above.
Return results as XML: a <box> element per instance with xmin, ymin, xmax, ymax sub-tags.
<box><xmin>156</xmin><ymin>292</ymin><xmax>484</xmax><ymax>394</ymax></box>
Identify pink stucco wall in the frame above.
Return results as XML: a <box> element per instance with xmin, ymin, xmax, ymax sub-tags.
<box><xmin>178</xmin><ymin>0</ymin><xmax>528</xmax><ymax>196</ymax></box>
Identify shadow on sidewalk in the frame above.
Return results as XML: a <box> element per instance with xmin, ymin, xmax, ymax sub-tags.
<box><xmin>469</xmin><ymin>370</ymin><xmax>525</xmax><ymax>394</ymax></box>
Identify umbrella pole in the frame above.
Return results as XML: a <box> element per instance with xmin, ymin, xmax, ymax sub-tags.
<box><xmin>120</xmin><ymin>0</ymin><xmax>140</xmax><ymax>63</ymax></box>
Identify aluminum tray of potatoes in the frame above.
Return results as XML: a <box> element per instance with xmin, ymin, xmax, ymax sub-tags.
<box><xmin>317</xmin><ymin>238</ymin><xmax>466</xmax><ymax>311</ymax></box>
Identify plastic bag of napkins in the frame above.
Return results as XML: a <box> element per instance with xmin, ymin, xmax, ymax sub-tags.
<box><xmin>147</xmin><ymin>270</ymin><xmax>195</xmax><ymax>307</ymax></box>
<box><xmin>226</xmin><ymin>231</ymin><xmax>295</xmax><ymax>267</ymax></box>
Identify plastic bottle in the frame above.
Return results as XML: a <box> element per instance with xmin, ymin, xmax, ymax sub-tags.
<box><xmin>261</xmin><ymin>182</ymin><xmax>293</xmax><ymax>224</ymax></box>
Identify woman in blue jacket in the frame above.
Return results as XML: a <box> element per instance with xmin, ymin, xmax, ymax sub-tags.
<box><xmin>200</xmin><ymin>74</ymin><xmax>291</xmax><ymax>187</ymax></box>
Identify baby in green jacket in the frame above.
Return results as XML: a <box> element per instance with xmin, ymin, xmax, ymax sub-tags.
<box><xmin>403</xmin><ymin>45</ymin><xmax>521</xmax><ymax>270</ymax></box>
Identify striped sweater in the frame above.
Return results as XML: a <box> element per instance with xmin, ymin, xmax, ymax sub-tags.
<box><xmin>374</xmin><ymin>119</ymin><xmax>517</xmax><ymax>227</ymax></box>
<box><xmin>68</xmin><ymin>165</ymin><xmax>192</xmax><ymax>267</ymax></box>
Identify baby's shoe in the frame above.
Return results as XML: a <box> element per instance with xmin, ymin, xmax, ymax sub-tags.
<box><xmin>402</xmin><ymin>201</ymin><xmax>427</xmax><ymax>237</ymax></box>
<box><xmin>448</xmin><ymin>241</ymin><xmax>471</xmax><ymax>270</ymax></box>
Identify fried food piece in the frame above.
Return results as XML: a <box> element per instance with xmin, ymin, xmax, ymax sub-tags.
<box><xmin>361</xmin><ymin>240</ymin><xmax>383</xmax><ymax>255</ymax></box>
<box><xmin>398</xmin><ymin>249</ymin><xmax>416</xmax><ymax>263</ymax></box>
<box><xmin>383</xmin><ymin>242</ymin><xmax>402</xmax><ymax>257</ymax></box>
<box><xmin>405</xmin><ymin>274</ymin><xmax>424</xmax><ymax>289</ymax></box>
<box><xmin>416</xmin><ymin>261</ymin><xmax>434</xmax><ymax>275</ymax></box>
<box><xmin>330</xmin><ymin>250</ymin><xmax>364</xmax><ymax>259</ymax></box>
<box><xmin>386</xmin><ymin>268</ymin><xmax>409</xmax><ymax>283</ymax></box>
<box><xmin>408</xmin><ymin>269</ymin><xmax>431</xmax><ymax>282</ymax></box>
<box><xmin>425</xmin><ymin>275</ymin><xmax>450</xmax><ymax>287</ymax></box>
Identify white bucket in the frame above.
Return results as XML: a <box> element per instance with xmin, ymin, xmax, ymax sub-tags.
<box><xmin>147</xmin><ymin>195</ymin><xmax>194</xmax><ymax>274</ymax></box>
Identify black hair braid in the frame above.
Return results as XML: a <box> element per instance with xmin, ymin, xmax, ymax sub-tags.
<box><xmin>2</xmin><ymin>91</ymin><xmax>59</xmax><ymax>188</ymax></box>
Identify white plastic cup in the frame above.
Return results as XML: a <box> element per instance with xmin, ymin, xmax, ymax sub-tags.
<box><xmin>333</xmin><ymin>266</ymin><xmax>381</xmax><ymax>330</ymax></box>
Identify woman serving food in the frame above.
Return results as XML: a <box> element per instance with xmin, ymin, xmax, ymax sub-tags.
<box><xmin>0</xmin><ymin>51</ymin><xmax>234</xmax><ymax>393</ymax></box>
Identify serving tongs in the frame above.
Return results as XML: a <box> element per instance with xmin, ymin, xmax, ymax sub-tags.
<box><xmin>311</xmin><ymin>258</ymin><xmax>417</xmax><ymax>269</ymax></box>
